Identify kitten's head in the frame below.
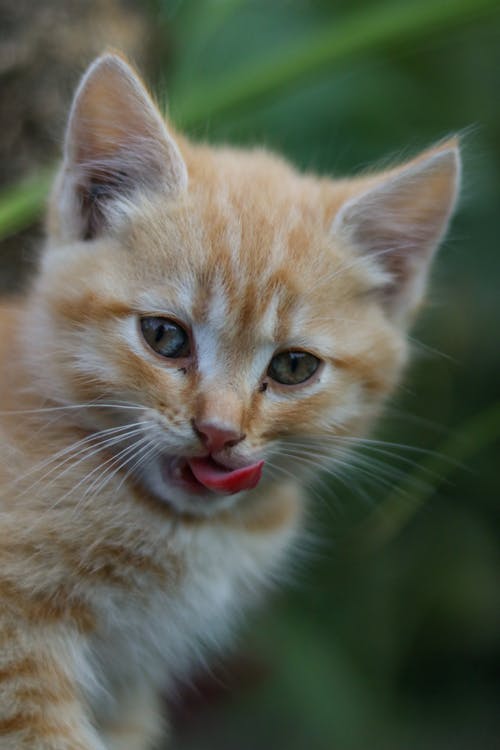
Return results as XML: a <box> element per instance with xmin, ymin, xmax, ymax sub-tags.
<box><xmin>28</xmin><ymin>54</ymin><xmax>460</xmax><ymax>517</ymax></box>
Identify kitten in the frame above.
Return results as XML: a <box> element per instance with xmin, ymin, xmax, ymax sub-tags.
<box><xmin>0</xmin><ymin>53</ymin><xmax>460</xmax><ymax>749</ymax></box>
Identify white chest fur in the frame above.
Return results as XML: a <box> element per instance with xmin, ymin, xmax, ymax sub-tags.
<box><xmin>87</xmin><ymin>511</ymin><xmax>299</xmax><ymax>720</ymax></box>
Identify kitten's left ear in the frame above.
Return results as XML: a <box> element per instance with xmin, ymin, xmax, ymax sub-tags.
<box><xmin>331</xmin><ymin>141</ymin><xmax>461</xmax><ymax>325</ymax></box>
<box><xmin>54</xmin><ymin>53</ymin><xmax>187</xmax><ymax>240</ymax></box>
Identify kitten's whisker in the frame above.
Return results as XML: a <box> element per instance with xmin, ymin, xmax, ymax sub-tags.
<box><xmin>12</xmin><ymin>423</ymin><xmax>150</xmax><ymax>500</ymax></box>
<box><xmin>72</xmin><ymin>440</ymin><xmax>158</xmax><ymax>518</ymax></box>
<box><xmin>325</xmin><ymin>434</ymin><xmax>442</xmax><ymax>453</ymax></box>
<box><xmin>77</xmin><ymin>437</ymin><xmax>152</xmax><ymax>506</ymax></box>
<box><xmin>1</xmin><ymin>421</ymin><xmax>149</xmax><ymax>496</ymax></box>
<box><xmin>276</xmin><ymin>445</ymin><xmax>385</xmax><ymax>498</ymax></box>
<box><xmin>381</xmin><ymin>406</ymin><xmax>449</xmax><ymax>433</ymax></box>
<box><xmin>275</xmin><ymin>450</ymin><xmax>329</xmax><ymax>480</ymax></box>
<box><xmin>58</xmin><ymin>431</ymin><xmax>147</xmax><ymax>506</ymax></box>
<box><xmin>0</xmin><ymin>402</ymin><xmax>144</xmax><ymax>416</ymax></box>
<box><xmin>265</xmin><ymin>457</ymin><xmax>330</xmax><ymax>507</ymax></box>
<box><xmin>341</xmin><ymin>444</ymin><xmax>442</xmax><ymax>479</ymax></box>
<box><xmin>285</xmin><ymin>437</ymin><xmax>442</xmax><ymax>479</ymax></box>
<box><xmin>47</xmin><ymin>436</ymin><xmax>150</xmax><ymax>517</ymax></box>
<box><xmin>273</xmin><ymin>450</ymin><xmax>335</xmax><ymax>500</ymax></box>
<box><xmin>115</xmin><ymin>443</ymin><xmax>159</xmax><ymax>493</ymax></box>
<box><xmin>32</xmin><ymin>437</ymin><xmax>151</xmax><ymax>528</ymax></box>
<box><xmin>339</xmin><ymin>448</ymin><xmax>416</xmax><ymax>479</ymax></box>
<box><xmin>331</xmin><ymin>467</ymin><xmax>375</xmax><ymax>505</ymax></box>
<box><xmin>278</xmin><ymin>442</ymin><xmax>422</xmax><ymax>499</ymax></box>
<box><xmin>285</xmin><ymin>433</ymin><xmax>461</xmax><ymax>470</ymax></box>
<box><xmin>329</xmin><ymin>435</ymin><xmax>463</xmax><ymax>473</ymax></box>
<box><xmin>335</xmin><ymin>454</ymin><xmax>416</xmax><ymax>494</ymax></box>
<box><xmin>35</xmin><ymin>422</ymin><xmax>148</xmax><ymax>475</ymax></box>
<box><xmin>106</xmin><ymin>443</ymin><xmax>159</xmax><ymax>501</ymax></box>
<box><xmin>407</xmin><ymin>335</ymin><xmax>455</xmax><ymax>362</ymax></box>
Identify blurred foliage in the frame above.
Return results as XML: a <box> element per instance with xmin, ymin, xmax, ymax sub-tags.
<box><xmin>2</xmin><ymin>0</ymin><xmax>500</xmax><ymax>748</ymax></box>
<box><xmin>0</xmin><ymin>169</ymin><xmax>54</xmax><ymax>241</ymax></box>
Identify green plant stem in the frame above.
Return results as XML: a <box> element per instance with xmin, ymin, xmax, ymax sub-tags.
<box><xmin>174</xmin><ymin>0</ymin><xmax>500</xmax><ymax>127</ymax></box>
<box><xmin>343</xmin><ymin>401</ymin><xmax>500</xmax><ymax>557</ymax></box>
<box><xmin>0</xmin><ymin>170</ymin><xmax>53</xmax><ymax>240</ymax></box>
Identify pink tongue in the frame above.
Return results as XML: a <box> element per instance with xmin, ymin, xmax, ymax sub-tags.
<box><xmin>188</xmin><ymin>456</ymin><xmax>264</xmax><ymax>494</ymax></box>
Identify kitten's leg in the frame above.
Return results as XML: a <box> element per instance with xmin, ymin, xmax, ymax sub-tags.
<box><xmin>101</xmin><ymin>684</ymin><xmax>167</xmax><ymax>750</ymax></box>
<box><xmin>0</xmin><ymin>619</ymin><xmax>105</xmax><ymax>750</ymax></box>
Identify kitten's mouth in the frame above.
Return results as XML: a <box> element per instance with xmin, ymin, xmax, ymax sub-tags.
<box><xmin>165</xmin><ymin>455</ymin><xmax>264</xmax><ymax>496</ymax></box>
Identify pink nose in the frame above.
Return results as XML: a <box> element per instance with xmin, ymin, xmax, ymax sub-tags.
<box><xmin>193</xmin><ymin>419</ymin><xmax>245</xmax><ymax>453</ymax></box>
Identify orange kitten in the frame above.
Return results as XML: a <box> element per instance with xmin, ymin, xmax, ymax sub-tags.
<box><xmin>0</xmin><ymin>54</ymin><xmax>460</xmax><ymax>749</ymax></box>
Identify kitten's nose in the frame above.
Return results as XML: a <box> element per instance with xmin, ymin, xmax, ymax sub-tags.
<box><xmin>192</xmin><ymin>419</ymin><xmax>245</xmax><ymax>454</ymax></box>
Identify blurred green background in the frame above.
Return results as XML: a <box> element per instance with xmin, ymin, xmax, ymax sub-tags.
<box><xmin>1</xmin><ymin>1</ymin><xmax>499</xmax><ymax>748</ymax></box>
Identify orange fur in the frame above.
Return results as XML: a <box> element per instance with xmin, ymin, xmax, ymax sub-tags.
<box><xmin>0</xmin><ymin>54</ymin><xmax>460</xmax><ymax>748</ymax></box>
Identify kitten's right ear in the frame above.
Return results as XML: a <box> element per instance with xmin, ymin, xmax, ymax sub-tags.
<box><xmin>331</xmin><ymin>142</ymin><xmax>460</xmax><ymax>326</ymax></box>
<box><xmin>54</xmin><ymin>53</ymin><xmax>187</xmax><ymax>240</ymax></box>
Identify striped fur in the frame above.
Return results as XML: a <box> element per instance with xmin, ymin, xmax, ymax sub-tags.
<box><xmin>0</xmin><ymin>54</ymin><xmax>460</xmax><ymax>748</ymax></box>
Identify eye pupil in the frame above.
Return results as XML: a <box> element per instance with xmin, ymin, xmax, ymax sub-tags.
<box><xmin>140</xmin><ymin>316</ymin><xmax>190</xmax><ymax>359</ymax></box>
<box><xmin>268</xmin><ymin>350</ymin><xmax>320</xmax><ymax>386</ymax></box>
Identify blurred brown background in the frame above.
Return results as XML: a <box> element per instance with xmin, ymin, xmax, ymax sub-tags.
<box><xmin>0</xmin><ymin>0</ymin><xmax>153</xmax><ymax>290</ymax></box>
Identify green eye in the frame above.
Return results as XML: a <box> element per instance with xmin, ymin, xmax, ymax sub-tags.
<box><xmin>268</xmin><ymin>351</ymin><xmax>320</xmax><ymax>386</ymax></box>
<box><xmin>140</xmin><ymin>317</ymin><xmax>190</xmax><ymax>359</ymax></box>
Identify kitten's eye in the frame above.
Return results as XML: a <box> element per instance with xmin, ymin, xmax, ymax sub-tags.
<box><xmin>268</xmin><ymin>351</ymin><xmax>320</xmax><ymax>385</ymax></box>
<box><xmin>140</xmin><ymin>317</ymin><xmax>190</xmax><ymax>359</ymax></box>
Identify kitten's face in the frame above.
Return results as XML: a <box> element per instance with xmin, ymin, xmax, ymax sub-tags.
<box><xmin>28</xmin><ymin>55</ymin><xmax>459</xmax><ymax>517</ymax></box>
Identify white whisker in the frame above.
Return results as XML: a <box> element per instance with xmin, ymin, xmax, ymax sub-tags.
<box><xmin>10</xmin><ymin>422</ymin><xmax>150</xmax><ymax>501</ymax></box>
<box><xmin>72</xmin><ymin>441</ymin><xmax>159</xmax><ymax>519</ymax></box>
<box><xmin>76</xmin><ymin>437</ymin><xmax>152</xmax><ymax>506</ymax></box>
<box><xmin>0</xmin><ymin>402</ymin><xmax>144</xmax><ymax>416</ymax></box>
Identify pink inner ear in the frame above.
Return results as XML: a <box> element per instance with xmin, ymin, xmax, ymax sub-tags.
<box><xmin>332</xmin><ymin>147</ymin><xmax>460</xmax><ymax>320</ymax></box>
<box><xmin>60</xmin><ymin>53</ymin><xmax>188</xmax><ymax>241</ymax></box>
<box><xmin>188</xmin><ymin>457</ymin><xmax>264</xmax><ymax>494</ymax></box>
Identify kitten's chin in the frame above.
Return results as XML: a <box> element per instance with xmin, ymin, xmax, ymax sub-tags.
<box><xmin>133</xmin><ymin>454</ymin><xmax>264</xmax><ymax>518</ymax></box>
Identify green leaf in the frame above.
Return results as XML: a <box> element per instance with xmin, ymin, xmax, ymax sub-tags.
<box><xmin>0</xmin><ymin>170</ymin><xmax>53</xmax><ymax>240</ymax></box>
<box><xmin>173</xmin><ymin>0</ymin><xmax>500</xmax><ymax>127</ymax></box>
